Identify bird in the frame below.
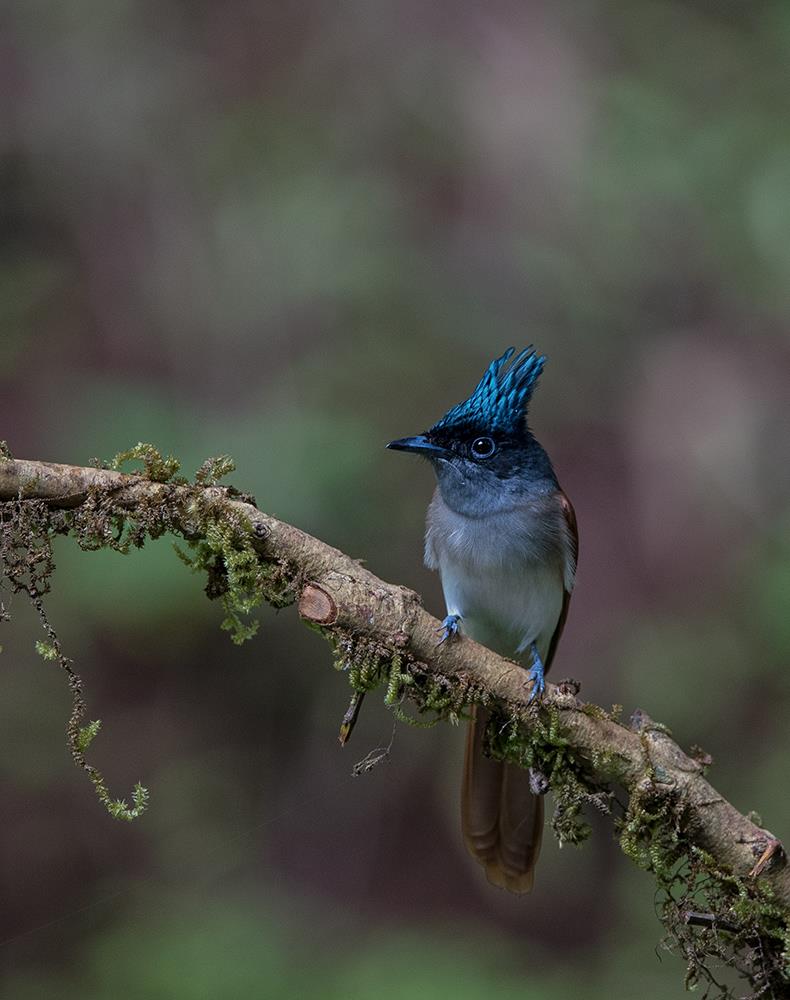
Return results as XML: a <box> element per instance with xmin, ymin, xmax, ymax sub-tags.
<box><xmin>387</xmin><ymin>346</ymin><xmax>577</xmax><ymax>893</ymax></box>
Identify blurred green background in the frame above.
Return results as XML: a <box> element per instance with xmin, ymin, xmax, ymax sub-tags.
<box><xmin>1</xmin><ymin>2</ymin><xmax>789</xmax><ymax>997</ymax></box>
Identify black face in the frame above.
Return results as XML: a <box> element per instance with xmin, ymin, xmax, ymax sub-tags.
<box><xmin>425</xmin><ymin>425</ymin><xmax>528</xmax><ymax>479</ymax></box>
<box><xmin>387</xmin><ymin>421</ymin><xmax>557</xmax><ymax>516</ymax></box>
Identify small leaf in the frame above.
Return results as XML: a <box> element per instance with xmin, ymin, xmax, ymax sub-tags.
<box><xmin>77</xmin><ymin>719</ymin><xmax>102</xmax><ymax>752</ymax></box>
<box><xmin>194</xmin><ymin>455</ymin><xmax>236</xmax><ymax>486</ymax></box>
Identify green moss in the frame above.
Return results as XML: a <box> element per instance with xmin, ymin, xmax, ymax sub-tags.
<box><xmin>76</xmin><ymin>719</ymin><xmax>102</xmax><ymax>752</ymax></box>
<box><xmin>102</xmin><ymin>781</ymin><xmax>150</xmax><ymax>822</ymax></box>
<box><xmin>0</xmin><ymin>444</ymin><xmax>281</xmax><ymax>818</ymax></box>
<box><xmin>488</xmin><ymin>705</ymin><xmax>612</xmax><ymax>846</ymax></box>
<box><xmin>178</xmin><ymin>487</ymin><xmax>294</xmax><ymax>643</ymax></box>
<box><xmin>579</xmin><ymin>700</ymin><xmax>624</xmax><ymax>725</ymax></box>
<box><xmin>111</xmin><ymin>442</ymin><xmax>183</xmax><ymax>483</ymax></box>
<box><xmin>177</xmin><ymin>515</ymin><xmax>266</xmax><ymax>644</ymax></box>
<box><xmin>615</xmin><ymin>738</ymin><xmax>790</xmax><ymax>995</ymax></box>
<box><xmin>0</xmin><ymin>493</ymin><xmax>150</xmax><ymax>822</ymax></box>
<box><xmin>618</xmin><ymin>775</ymin><xmax>685</xmax><ymax>881</ymax></box>
<box><xmin>489</xmin><ymin>694</ymin><xmax>789</xmax><ymax>997</ymax></box>
<box><xmin>35</xmin><ymin>639</ymin><xmax>58</xmax><ymax>661</ymax></box>
<box><xmin>655</xmin><ymin>847</ymin><xmax>790</xmax><ymax>995</ymax></box>
<box><xmin>328</xmin><ymin>631</ymin><xmax>479</xmax><ymax>730</ymax></box>
<box><xmin>343</xmin><ymin>636</ymin><xmax>388</xmax><ymax>692</ymax></box>
<box><xmin>194</xmin><ymin>454</ymin><xmax>236</xmax><ymax>486</ymax></box>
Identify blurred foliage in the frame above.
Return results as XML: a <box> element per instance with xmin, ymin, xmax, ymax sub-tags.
<box><xmin>1</xmin><ymin>0</ymin><xmax>789</xmax><ymax>997</ymax></box>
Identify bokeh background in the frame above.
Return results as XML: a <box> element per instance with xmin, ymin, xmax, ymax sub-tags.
<box><xmin>1</xmin><ymin>2</ymin><xmax>789</xmax><ymax>997</ymax></box>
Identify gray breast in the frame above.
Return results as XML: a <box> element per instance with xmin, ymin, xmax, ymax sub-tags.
<box><xmin>425</xmin><ymin>489</ymin><xmax>574</xmax><ymax>660</ymax></box>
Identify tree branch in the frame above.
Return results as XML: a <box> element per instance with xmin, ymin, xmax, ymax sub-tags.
<box><xmin>1</xmin><ymin>454</ymin><xmax>788</xmax><ymax>992</ymax></box>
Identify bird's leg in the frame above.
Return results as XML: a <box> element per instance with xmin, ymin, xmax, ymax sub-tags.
<box><xmin>526</xmin><ymin>642</ymin><xmax>545</xmax><ymax>702</ymax></box>
<box><xmin>436</xmin><ymin>614</ymin><xmax>462</xmax><ymax>645</ymax></box>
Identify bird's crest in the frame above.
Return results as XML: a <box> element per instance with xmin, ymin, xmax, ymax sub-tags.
<box><xmin>432</xmin><ymin>347</ymin><xmax>546</xmax><ymax>437</ymax></box>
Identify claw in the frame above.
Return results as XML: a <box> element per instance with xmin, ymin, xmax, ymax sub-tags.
<box><xmin>527</xmin><ymin>643</ymin><xmax>545</xmax><ymax>703</ymax></box>
<box><xmin>437</xmin><ymin>614</ymin><xmax>462</xmax><ymax>646</ymax></box>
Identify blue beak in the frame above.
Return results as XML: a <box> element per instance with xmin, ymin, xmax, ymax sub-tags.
<box><xmin>387</xmin><ymin>435</ymin><xmax>449</xmax><ymax>458</ymax></box>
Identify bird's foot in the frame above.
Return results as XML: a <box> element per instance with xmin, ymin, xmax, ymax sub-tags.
<box><xmin>526</xmin><ymin>644</ymin><xmax>545</xmax><ymax>703</ymax></box>
<box><xmin>436</xmin><ymin>614</ymin><xmax>462</xmax><ymax>645</ymax></box>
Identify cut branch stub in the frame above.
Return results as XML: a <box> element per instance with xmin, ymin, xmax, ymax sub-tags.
<box><xmin>298</xmin><ymin>583</ymin><xmax>338</xmax><ymax>625</ymax></box>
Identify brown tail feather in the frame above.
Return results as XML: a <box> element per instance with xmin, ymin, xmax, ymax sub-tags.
<box><xmin>461</xmin><ymin>705</ymin><xmax>544</xmax><ymax>894</ymax></box>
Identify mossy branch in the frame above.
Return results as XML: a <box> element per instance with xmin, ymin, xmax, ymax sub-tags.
<box><xmin>1</xmin><ymin>452</ymin><xmax>788</xmax><ymax>995</ymax></box>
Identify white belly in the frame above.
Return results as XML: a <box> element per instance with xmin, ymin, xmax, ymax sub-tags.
<box><xmin>425</xmin><ymin>487</ymin><xmax>573</xmax><ymax>663</ymax></box>
<box><xmin>437</xmin><ymin>553</ymin><xmax>564</xmax><ymax>661</ymax></box>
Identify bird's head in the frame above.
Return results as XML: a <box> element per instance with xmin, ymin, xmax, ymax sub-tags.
<box><xmin>388</xmin><ymin>347</ymin><xmax>557</xmax><ymax>516</ymax></box>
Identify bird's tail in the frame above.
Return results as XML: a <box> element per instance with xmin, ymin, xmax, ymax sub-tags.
<box><xmin>461</xmin><ymin>704</ymin><xmax>544</xmax><ymax>893</ymax></box>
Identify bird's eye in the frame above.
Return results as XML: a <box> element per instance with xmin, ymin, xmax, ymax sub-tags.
<box><xmin>470</xmin><ymin>436</ymin><xmax>496</xmax><ymax>459</ymax></box>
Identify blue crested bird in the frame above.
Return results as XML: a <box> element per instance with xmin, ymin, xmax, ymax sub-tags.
<box><xmin>387</xmin><ymin>347</ymin><xmax>577</xmax><ymax>893</ymax></box>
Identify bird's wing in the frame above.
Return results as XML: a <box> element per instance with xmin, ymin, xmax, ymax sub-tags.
<box><xmin>545</xmin><ymin>489</ymin><xmax>578</xmax><ymax>673</ymax></box>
